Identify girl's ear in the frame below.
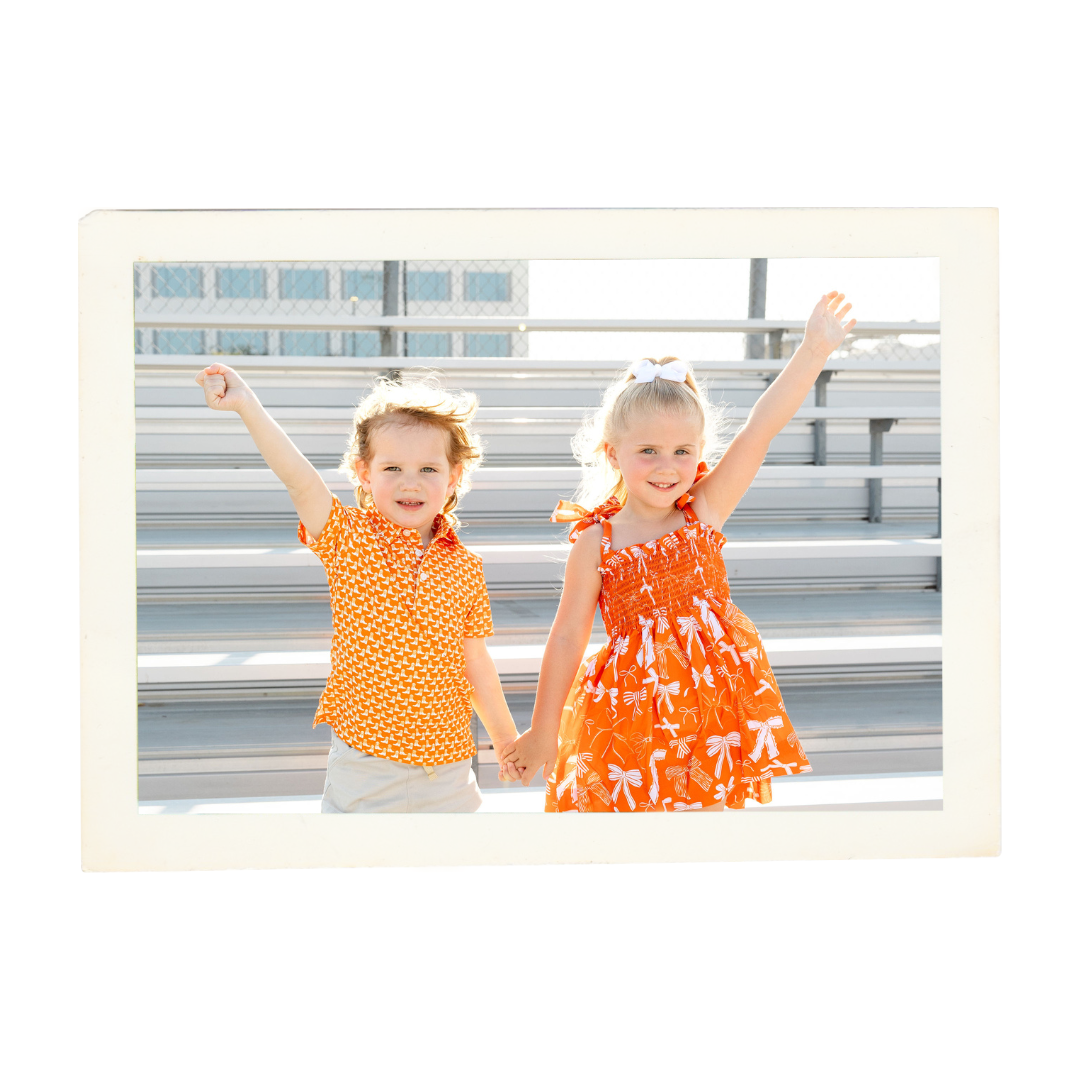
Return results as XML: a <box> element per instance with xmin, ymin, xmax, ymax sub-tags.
<box><xmin>603</xmin><ymin>442</ymin><xmax>620</xmax><ymax>470</ymax></box>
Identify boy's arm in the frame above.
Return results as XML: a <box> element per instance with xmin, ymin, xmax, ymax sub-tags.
<box><xmin>463</xmin><ymin>637</ymin><xmax>522</xmax><ymax>781</ymax></box>
<box><xmin>695</xmin><ymin>291</ymin><xmax>855</xmax><ymax>528</ymax></box>
<box><xmin>501</xmin><ymin>526</ymin><xmax>603</xmax><ymax>785</ymax></box>
<box><xmin>196</xmin><ymin>362</ymin><xmax>333</xmax><ymax>540</ymax></box>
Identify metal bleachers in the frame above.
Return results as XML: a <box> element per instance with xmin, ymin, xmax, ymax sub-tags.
<box><xmin>135</xmin><ymin>347</ymin><xmax>942</xmax><ymax>801</ymax></box>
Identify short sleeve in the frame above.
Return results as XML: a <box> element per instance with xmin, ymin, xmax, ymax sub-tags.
<box><xmin>463</xmin><ymin>577</ymin><xmax>495</xmax><ymax>638</ymax></box>
<box><xmin>298</xmin><ymin>493</ymin><xmax>350</xmax><ymax>569</ymax></box>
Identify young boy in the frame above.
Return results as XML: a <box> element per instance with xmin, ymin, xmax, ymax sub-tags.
<box><xmin>195</xmin><ymin>362</ymin><xmax>521</xmax><ymax>812</ymax></box>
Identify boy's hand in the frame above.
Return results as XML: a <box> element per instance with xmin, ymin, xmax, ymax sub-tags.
<box><xmin>500</xmin><ymin>729</ymin><xmax>558</xmax><ymax>788</ymax></box>
<box><xmin>492</xmin><ymin>735</ymin><xmax>524</xmax><ymax>783</ymax></box>
<box><xmin>196</xmin><ymin>362</ymin><xmax>256</xmax><ymax>413</ymax></box>
<box><xmin>802</xmin><ymin>291</ymin><xmax>857</xmax><ymax>362</ymax></box>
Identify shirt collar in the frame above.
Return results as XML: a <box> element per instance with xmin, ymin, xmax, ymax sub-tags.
<box><xmin>363</xmin><ymin>504</ymin><xmax>461</xmax><ymax>550</ymax></box>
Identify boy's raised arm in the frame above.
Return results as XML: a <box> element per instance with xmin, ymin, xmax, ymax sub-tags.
<box><xmin>196</xmin><ymin>362</ymin><xmax>333</xmax><ymax>540</ymax></box>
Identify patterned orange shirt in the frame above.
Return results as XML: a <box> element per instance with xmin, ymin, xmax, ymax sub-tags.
<box><xmin>299</xmin><ymin>495</ymin><xmax>494</xmax><ymax>765</ymax></box>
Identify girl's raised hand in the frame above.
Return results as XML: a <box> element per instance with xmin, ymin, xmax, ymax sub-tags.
<box><xmin>802</xmin><ymin>291</ymin><xmax>857</xmax><ymax>362</ymax></box>
<box><xmin>195</xmin><ymin>362</ymin><xmax>254</xmax><ymax>413</ymax></box>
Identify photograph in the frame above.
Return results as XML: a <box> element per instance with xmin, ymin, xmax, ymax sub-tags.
<box><xmin>131</xmin><ymin>254</ymin><xmax>943</xmax><ymax>818</ymax></box>
<box><xmin>78</xmin><ymin>207</ymin><xmax>997</xmax><ymax>868</ymax></box>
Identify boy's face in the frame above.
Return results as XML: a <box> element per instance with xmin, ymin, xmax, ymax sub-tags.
<box><xmin>357</xmin><ymin>421</ymin><xmax>463</xmax><ymax>540</ymax></box>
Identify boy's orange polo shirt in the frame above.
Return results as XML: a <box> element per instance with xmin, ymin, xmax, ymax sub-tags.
<box><xmin>299</xmin><ymin>495</ymin><xmax>494</xmax><ymax>766</ymax></box>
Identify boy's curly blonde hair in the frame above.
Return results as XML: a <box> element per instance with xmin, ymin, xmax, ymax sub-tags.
<box><xmin>571</xmin><ymin>356</ymin><xmax>730</xmax><ymax>509</ymax></box>
<box><xmin>340</xmin><ymin>373</ymin><xmax>483</xmax><ymax>526</ymax></box>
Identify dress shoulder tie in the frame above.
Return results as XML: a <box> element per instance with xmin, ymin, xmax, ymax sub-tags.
<box><xmin>550</xmin><ymin>495</ymin><xmax>623</xmax><ymax>544</ymax></box>
<box><xmin>674</xmin><ymin>461</ymin><xmax>710</xmax><ymax>520</ymax></box>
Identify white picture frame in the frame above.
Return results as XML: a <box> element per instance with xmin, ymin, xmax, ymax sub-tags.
<box><xmin>79</xmin><ymin>207</ymin><xmax>999</xmax><ymax>869</ymax></box>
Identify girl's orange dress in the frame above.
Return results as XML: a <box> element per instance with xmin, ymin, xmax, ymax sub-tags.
<box><xmin>545</xmin><ymin>491</ymin><xmax>811</xmax><ymax>812</ymax></box>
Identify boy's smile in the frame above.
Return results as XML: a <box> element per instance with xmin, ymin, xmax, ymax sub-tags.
<box><xmin>357</xmin><ymin>421</ymin><xmax>462</xmax><ymax>543</ymax></box>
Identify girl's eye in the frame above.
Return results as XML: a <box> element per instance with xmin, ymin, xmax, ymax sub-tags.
<box><xmin>384</xmin><ymin>466</ymin><xmax>399</xmax><ymax>472</ymax></box>
<box><xmin>641</xmin><ymin>448</ymin><xmax>656</xmax><ymax>455</ymax></box>
<box><xmin>421</xmin><ymin>467</ymin><xmax>437</xmax><ymax>473</ymax></box>
<box><xmin>675</xmin><ymin>449</ymin><xmax>689</xmax><ymax>455</ymax></box>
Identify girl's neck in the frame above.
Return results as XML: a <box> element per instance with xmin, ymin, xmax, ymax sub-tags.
<box><xmin>618</xmin><ymin>493</ymin><xmax>681</xmax><ymax>525</ymax></box>
<box><xmin>608</xmin><ymin>496</ymin><xmax>685</xmax><ymax>551</ymax></box>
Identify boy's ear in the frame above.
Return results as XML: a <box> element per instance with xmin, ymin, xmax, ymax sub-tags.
<box><xmin>448</xmin><ymin>461</ymin><xmax>464</xmax><ymax>491</ymax></box>
<box><xmin>355</xmin><ymin>456</ymin><xmax>371</xmax><ymax>490</ymax></box>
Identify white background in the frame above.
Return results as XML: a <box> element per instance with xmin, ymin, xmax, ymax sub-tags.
<box><xmin>3</xmin><ymin>2</ymin><xmax>1074</xmax><ymax>1076</ymax></box>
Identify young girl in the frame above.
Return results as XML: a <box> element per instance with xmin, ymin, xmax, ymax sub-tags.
<box><xmin>195</xmin><ymin>364</ymin><xmax>522</xmax><ymax>812</ymax></box>
<box><xmin>501</xmin><ymin>292</ymin><xmax>856</xmax><ymax>811</ymax></box>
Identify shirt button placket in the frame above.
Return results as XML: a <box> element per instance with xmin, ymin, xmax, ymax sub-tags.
<box><xmin>411</xmin><ymin>532</ymin><xmax>425</xmax><ymax>616</ymax></box>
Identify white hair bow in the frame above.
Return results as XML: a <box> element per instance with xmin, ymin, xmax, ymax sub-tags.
<box><xmin>629</xmin><ymin>358</ymin><xmax>689</xmax><ymax>384</ymax></box>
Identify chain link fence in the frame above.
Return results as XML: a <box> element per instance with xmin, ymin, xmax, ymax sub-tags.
<box><xmin>134</xmin><ymin>260</ymin><xmax>530</xmax><ymax>359</ymax></box>
<box><xmin>761</xmin><ymin>331</ymin><xmax>940</xmax><ymax>364</ymax></box>
<box><xmin>134</xmin><ymin>259</ymin><xmax>937</xmax><ymax>365</ymax></box>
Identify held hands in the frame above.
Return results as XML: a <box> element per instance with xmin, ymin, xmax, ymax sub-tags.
<box><xmin>802</xmin><ymin>291</ymin><xmax>857</xmax><ymax>362</ymax></box>
<box><xmin>195</xmin><ymin>362</ymin><xmax>256</xmax><ymax>413</ymax></box>
<box><xmin>492</xmin><ymin>735</ymin><xmax>524</xmax><ymax>783</ymax></box>
<box><xmin>498</xmin><ymin>728</ymin><xmax>558</xmax><ymax>788</ymax></box>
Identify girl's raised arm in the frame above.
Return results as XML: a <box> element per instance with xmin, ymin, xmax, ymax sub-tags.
<box><xmin>695</xmin><ymin>291</ymin><xmax>856</xmax><ymax>528</ymax></box>
<box><xmin>196</xmin><ymin>362</ymin><xmax>333</xmax><ymax>540</ymax></box>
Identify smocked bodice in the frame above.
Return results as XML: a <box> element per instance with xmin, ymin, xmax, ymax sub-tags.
<box><xmin>597</xmin><ymin>512</ymin><xmax>731</xmax><ymax>638</ymax></box>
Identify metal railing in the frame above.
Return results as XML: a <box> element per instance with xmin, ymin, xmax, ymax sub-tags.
<box><xmin>134</xmin><ymin>315</ymin><xmax>938</xmax><ymax>334</ymax></box>
<box><xmin>131</xmin><ymin>261</ymin><xmax>939</xmax><ymax>363</ymax></box>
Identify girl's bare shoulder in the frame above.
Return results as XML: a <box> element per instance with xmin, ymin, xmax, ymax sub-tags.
<box><xmin>568</xmin><ymin>521</ymin><xmax>604</xmax><ymax>557</ymax></box>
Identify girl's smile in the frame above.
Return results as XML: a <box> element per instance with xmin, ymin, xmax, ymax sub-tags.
<box><xmin>605</xmin><ymin>411</ymin><xmax>704</xmax><ymax>516</ymax></box>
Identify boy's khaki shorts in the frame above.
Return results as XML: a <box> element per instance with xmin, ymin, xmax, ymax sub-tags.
<box><xmin>321</xmin><ymin>731</ymin><xmax>483</xmax><ymax>814</ymax></box>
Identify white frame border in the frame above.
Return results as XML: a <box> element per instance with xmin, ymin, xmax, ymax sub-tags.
<box><xmin>79</xmin><ymin>208</ymin><xmax>999</xmax><ymax>870</ymax></box>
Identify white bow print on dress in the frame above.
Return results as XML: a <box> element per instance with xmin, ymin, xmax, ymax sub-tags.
<box><xmin>739</xmin><ymin>647</ymin><xmax>759</xmax><ymax>671</ymax></box>
<box><xmin>746</xmin><ymin>715</ymin><xmax>785</xmax><ymax>762</ymax></box>
<box><xmin>630</xmin><ymin>358</ymin><xmax>690</xmax><ymax>384</ymax></box>
<box><xmin>636</xmin><ymin>616</ymin><xmax>656</xmax><ymax>669</ymax></box>
<box><xmin>607</xmin><ymin>765</ymin><xmax>643</xmax><ymax>810</ymax></box>
<box><xmin>690</xmin><ymin>664</ymin><xmax>715</xmax><ymax>690</ymax></box>
<box><xmin>647</xmin><ymin>748</ymin><xmax>667</xmax><ymax>805</ymax></box>
<box><xmin>592</xmin><ymin>684</ymin><xmax>619</xmax><ymax>709</ymax></box>
<box><xmin>706</xmin><ymin>731</ymin><xmax>741</xmax><ymax>777</ymax></box>
<box><xmin>654</xmin><ymin>680</ymin><xmax>681</xmax><ymax>713</ymax></box>
<box><xmin>692</xmin><ymin>595</ymin><xmax>724</xmax><ymax>640</ymax></box>
<box><xmin>609</xmin><ymin>634</ymin><xmax>631</xmax><ymax>677</ymax></box>
<box><xmin>622</xmin><ymin>687</ymin><xmax>649</xmax><ymax>719</ymax></box>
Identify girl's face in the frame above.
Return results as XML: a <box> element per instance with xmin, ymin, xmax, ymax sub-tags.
<box><xmin>605</xmin><ymin>409</ymin><xmax>704</xmax><ymax>512</ymax></box>
<box><xmin>356</xmin><ymin>421</ymin><xmax>463</xmax><ymax>539</ymax></box>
